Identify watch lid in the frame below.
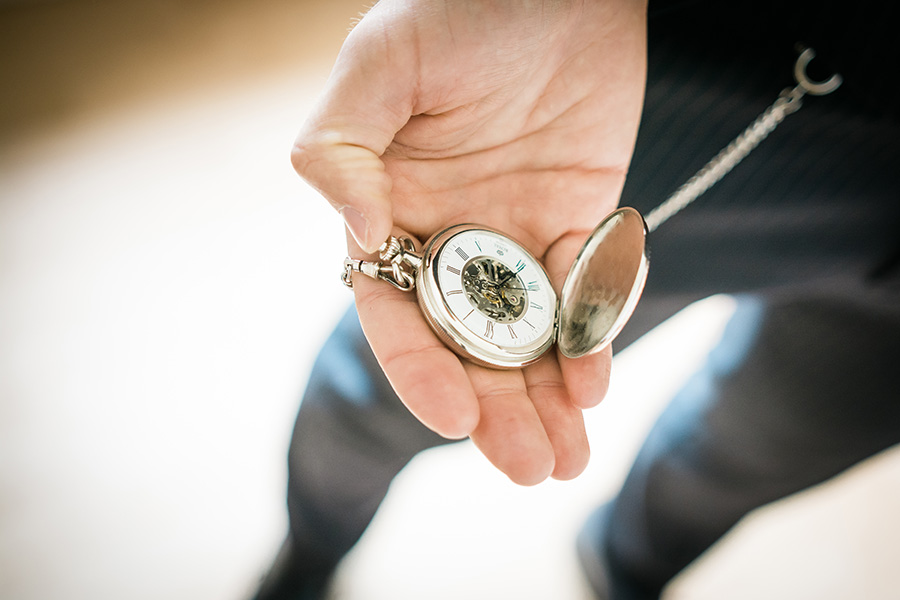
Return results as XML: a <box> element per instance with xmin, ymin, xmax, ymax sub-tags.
<box><xmin>557</xmin><ymin>207</ymin><xmax>649</xmax><ymax>358</ymax></box>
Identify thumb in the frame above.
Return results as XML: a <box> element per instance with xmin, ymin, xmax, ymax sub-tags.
<box><xmin>291</xmin><ymin>137</ymin><xmax>393</xmax><ymax>254</ymax></box>
<box><xmin>291</xmin><ymin>5</ymin><xmax>416</xmax><ymax>254</ymax></box>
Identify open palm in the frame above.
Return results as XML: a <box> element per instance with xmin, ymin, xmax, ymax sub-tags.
<box><xmin>293</xmin><ymin>0</ymin><xmax>647</xmax><ymax>484</ymax></box>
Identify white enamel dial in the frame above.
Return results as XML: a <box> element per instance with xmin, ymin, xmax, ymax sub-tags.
<box><xmin>417</xmin><ymin>225</ymin><xmax>557</xmax><ymax>368</ymax></box>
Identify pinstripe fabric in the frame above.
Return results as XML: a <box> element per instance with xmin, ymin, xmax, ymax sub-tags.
<box><xmin>616</xmin><ymin>0</ymin><xmax>900</xmax><ymax>345</ymax></box>
<box><xmin>587</xmin><ymin>3</ymin><xmax>900</xmax><ymax>598</ymax></box>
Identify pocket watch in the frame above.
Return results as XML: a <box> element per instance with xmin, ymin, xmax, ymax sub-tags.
<box><xmin>342</xmin><ymin>207</ymin><xmax>649</xmax><ymax>369</ymax></box>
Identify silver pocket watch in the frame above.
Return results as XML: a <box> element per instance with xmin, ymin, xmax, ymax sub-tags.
<box><xmin>342</xmin><ymin>208</ymin><xmax>649</xmax><ymax>369</ymax></box>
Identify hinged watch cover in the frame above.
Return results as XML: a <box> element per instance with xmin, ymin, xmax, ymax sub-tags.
<box><xmin>556</xmin><ymin>207</ymin><xmax>649</xmax><ymax>358</ymax></box>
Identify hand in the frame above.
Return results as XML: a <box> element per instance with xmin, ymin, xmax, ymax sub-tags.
<box><xmin>293</xmin><ymin>0</ymin><xmax>647</xmax><ymax>484</ymax></box>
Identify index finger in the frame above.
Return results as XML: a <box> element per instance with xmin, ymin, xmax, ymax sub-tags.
<box><xmin>347</xmin><ymin>235</ymin><xmax>480</xmax><ymax>440</ymax></box>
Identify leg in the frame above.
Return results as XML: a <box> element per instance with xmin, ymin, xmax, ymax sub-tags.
<box><xmin>255</xmin><ymin>307</ymin><xmax>450</xmax><ymax>599</ymax></box>
<box><xmin>576</xmin><ymin>5</ymin><xmax>900</xmax><ymax>595</ymax></box>
<box><xmin>580</xmin><ymin>293</ymin><xmax>900</xmax><ymax>599</ymax></box>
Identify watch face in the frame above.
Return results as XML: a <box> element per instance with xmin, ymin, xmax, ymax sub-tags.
<box><xmin>418</xmin><ymin>225</ymin><xmax>557</xmax><ymax>368</ymax></box>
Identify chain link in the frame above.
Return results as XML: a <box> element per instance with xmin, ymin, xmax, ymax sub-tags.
<box><xmin>644</xmin><ymin>47</ymin><xmax>841</xmax><ymax>233</ymax></box>
<box><xmin>341</xmin><ymin>235</ymin><xmax>421</xmax><ymax>291</ymax></box>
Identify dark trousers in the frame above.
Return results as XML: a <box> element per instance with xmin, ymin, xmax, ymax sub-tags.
<box><xmin>579</xmin><ymin>292</ymin><xmax>900</xmax><ymax>599</ymax></box>
<box><xmin>281</xmin><ymin>298</ymin><xmax>900</xmax><ymax>599</ymax></box>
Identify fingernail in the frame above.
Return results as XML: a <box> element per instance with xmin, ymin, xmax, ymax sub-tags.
<box><xmin>340</xmin><ymin>207</ymin><xmax>370</xmax><ymax>251</ymax></box>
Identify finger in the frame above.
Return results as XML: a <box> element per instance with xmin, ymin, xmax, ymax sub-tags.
<box><xmin>347</xmin><ymin>234</ymin><xmax>480</xmax><ymax>440</ymax></box>
<box><xmin>291</xmin><ymin>4</ymin><xmax>417</xmax><ymax>252</ymax></box>
<box><xmin>558</xmin><ymin>345</ymin><xmax>613</xmax><ymax>409</ymax></box>
<box><xmin>523</xmin><ymin>356</ymin><xmax>590</xmax><ymax>480</ymax></box>
<box><xmin>543</xmin><ymin>229</ymin><xmax>615</xmax><ymax>409</ymax></box>
<box><xmin>465</xmin><ymin>362</ymin><xmax>555</xmax><ymax>486</ymax></box>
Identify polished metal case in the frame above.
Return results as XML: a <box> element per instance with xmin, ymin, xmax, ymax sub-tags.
<box><xmin>416</xmin><ymin>224</ymin><xmax>556</xmax><ymax>369</ymax></box>
<box><xmin>556</xmin><ymin>207</ymin><xmax>649</xmax><ymax>358</ymax></box>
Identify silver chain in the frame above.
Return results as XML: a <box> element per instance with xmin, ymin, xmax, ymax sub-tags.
<box><xmin>342</xmin><ymin>235</ymin><xmax>420</xmax><ymax>290</ymax></box>
<box><xmin>644</xmin><ymin>47</ymin><xmax>842</xmax><ymax>233</ymax></box>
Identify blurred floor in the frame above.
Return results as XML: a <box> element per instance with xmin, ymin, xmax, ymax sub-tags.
<box><xmin>1</xmin><ymin>2</ymin><xmax>898</xmax><ymax>600</ymax></box>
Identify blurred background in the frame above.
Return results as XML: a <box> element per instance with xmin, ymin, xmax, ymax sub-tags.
<box><xmin>1</xmin><ymin>1</ymin><xmax>898</xmax><ymax>599</ymax></box>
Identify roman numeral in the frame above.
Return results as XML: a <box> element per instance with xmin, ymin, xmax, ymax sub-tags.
<box><xmin>529</xmin><ymin>301</ymin><xmax>543</xmax><ymax>311</ymax></box>
<box><xmin>484</xmin><ymin>320</ymin><xmax>494</xmax><ymax>339</ymax></box>
<box><xmin>515</xmin><ymin>260</ymin><xmax>526</xmax><ymax>273</ymax></box>
<box><xmin>446</xmin><ymin>265</ymin><xmax>461</xmax><ymax>275</ymax></box>
<box><xmin>507</xmin><ymin>324</ymin><xmax>517</xmax><ymax>339</ymax></box>
<box><xmin>527</xmin><ymin>281</ymin><xmax>540</xmax><ymax>291</ymax></box>
<box><xmin>446</xmin><ymin>289</ymin><xmax>463</xmax><ymax>296</ymax></box>
<box><xmin>455</xmin><ymin>247</ymin><xmax>469</xmax><ymax>261</ymax></box>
